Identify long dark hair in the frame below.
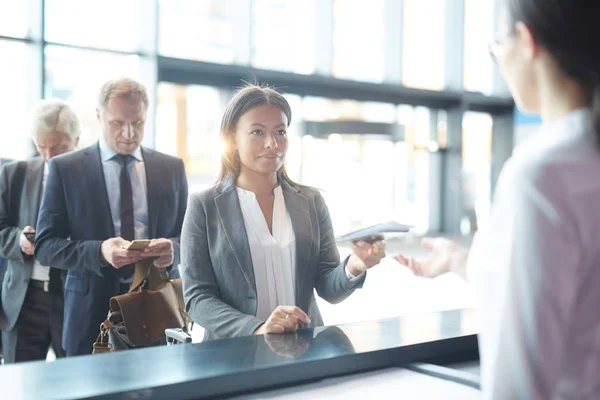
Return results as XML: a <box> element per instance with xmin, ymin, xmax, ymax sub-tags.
<box><xmin>506</xmin><ymin>0</ymin><xmax>600</xmax><ymax>146</ymax></box>
<box><xmin>216</xmin><ymin>84</ymin><xmax>301</xmax><ymax>188</ymax></box>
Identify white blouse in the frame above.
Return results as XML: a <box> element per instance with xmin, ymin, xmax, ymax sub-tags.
<box><xmin>468</xmin><ymin>109</ymin><xmax>600</xmax><ymax>399</ymax></box>
<box><xmin>237</xmin><ymin>186</ymin><xmax>297</xmax><ymax>321</ymax></box>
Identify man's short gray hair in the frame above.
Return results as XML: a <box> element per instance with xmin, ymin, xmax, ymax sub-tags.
<box><xmin>98</xmin><ymin>77</ymin><xmax>149</xmax><ymax>110</ymax></box>
<box><xmin>30</xmin><ymin>99</ymin><xmax>81</xmax><ymax>141</ymax></box>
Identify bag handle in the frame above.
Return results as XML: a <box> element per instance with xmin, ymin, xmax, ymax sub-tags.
<box><xmin>128</xmin><ymin>257</ymin><xmax>172</xmax><ymax>293</ymax></box>
<box><xmin>92</xmin><ymin>320</ymin><xmax>114</xmax><ymax>354</ymax></box>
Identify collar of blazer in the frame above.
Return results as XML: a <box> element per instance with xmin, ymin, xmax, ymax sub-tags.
<box><xmin>215</xmin><ymin>174</ymin><xmax>303</xmax><ymax>195</ymax></box>
<box><xmin>82</xmin><ymin>142</ymin><xmax>162</xmax><ymax>239</ymax></box>
<box><xmin>213</xmin><ymin>174</ymin><xmax>313</xmax><ymax>302</ymax></box>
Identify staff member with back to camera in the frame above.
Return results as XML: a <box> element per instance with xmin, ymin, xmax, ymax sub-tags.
<box><xmin>394</xmin><ymin>0</ymin><xmax>600</xmax><ymax>398</ymax></box>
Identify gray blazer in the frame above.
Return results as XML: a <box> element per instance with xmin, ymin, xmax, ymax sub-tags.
<box><xmin>180</xmin><ymin>176</ymin><xmax>365</xmax><ymax>340</ymax></box>
<box><xmin>0</xmin><ymin>157</ymin><xmax>62</xmax><ymax>333</ymax></box>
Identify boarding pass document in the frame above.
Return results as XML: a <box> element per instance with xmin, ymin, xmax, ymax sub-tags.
<box><xmin>335</xmin><ymin>221</ymin><xmax>412</xmax><ymax>243</ymax></box>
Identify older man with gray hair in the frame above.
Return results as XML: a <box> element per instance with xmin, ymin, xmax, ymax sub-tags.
<box><xmin>0</xmin><ymin>99</ymin><xmax>80</xmax><ymax>363</ymax></box>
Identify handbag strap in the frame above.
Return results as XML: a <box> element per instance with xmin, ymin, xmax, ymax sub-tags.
<box><xmin>128</xmin><ymin>258</ymin><xmax>171</xmax><ymax>293</ymax></box>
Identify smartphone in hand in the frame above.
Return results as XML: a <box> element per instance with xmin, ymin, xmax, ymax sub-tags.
<box><xmin>23</xmin><ymin>232</ymin><xmax>35</xmax><ymax>243</ymax></box>
<box><xmin>123</xmin><ymin>239</ymin><xmax>151</xmax><ymax>251</ymax></box>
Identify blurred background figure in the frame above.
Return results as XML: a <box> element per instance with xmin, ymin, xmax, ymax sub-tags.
<box><xmin>395</xmin><ymin>0</ymin><xmax>600</xmax><ymax>398</ymax></box>
<box><xmin>0</xmin><ymin>99</ymin><xmax>80</xmax><ymax>363</ymax></box>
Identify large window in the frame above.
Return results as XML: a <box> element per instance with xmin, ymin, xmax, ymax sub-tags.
<box><xmin>158</xmin><ymin>0</ymin><xmax>236</xmax><ymax>64</ymax></box>
<box><xmin>332</xmin><ymin>0</ymin><xmax>386</xmax><ymax>83</ymax></box>
<box><xmin>298</xmin><ymin>98</ymin><xmax>430</xmax><ymax>234</ymax></box>
<box><xmin>156</xmin><ymin>83</ymin><xmax>225</xmax><ymax>193</ymax></box>
<box><xmin>462</xmin><ymin>112</ymin><xmax>493</xmax><ymax>232</ymax></box>
<box><xmin>464</xmin><ymin>0</ymin><xmax>495</xmax><ymax>93</ymax></box>
<box><xmin>252</xmin><ymin>0</ymin><xmax>316</xmax><ymax>74</ymax></box>
<box><xmin>398</xmin><ymin>105</ymin><xmax>432</xmax><ymax>233</ymax></box>
<box><xmin>44</xmin><ymin>46</ymin><xmax>143</xmax><ymax>148</ymax></box>
<box><xmin>302</xmin><ymin>97</ymin><xmax>396</xmax><ymax>123</ymax></box>
<box><xmin>0</xmin><ymin>40</ymin><xmax>31</xmax><ymax>160</ymax></box>
<box><xmin>0</xmin><ymin>0</ymin><xmax>28</xmax><ymax>38</ymax></box>
<box><xmin>45</xmin><ymin>0</ymin><xmax>143</xmax><ymax>52</ymax></box>
<box><xmin>402</xmin><ymin>0</ymin><xmax>446</xmax><ymax>90</ymax></box>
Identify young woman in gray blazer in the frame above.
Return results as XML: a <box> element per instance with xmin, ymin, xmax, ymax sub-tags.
<box><xmin>180</xmin><ymin>85</ymin><xmax>385</xmax><ymax>340</ymax></box>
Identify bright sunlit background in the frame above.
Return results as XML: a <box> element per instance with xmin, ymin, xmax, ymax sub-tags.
<box><xmin>0</xmin><ymin>0</ymin><xmax>533</xmax><ymax>329</ymax></box>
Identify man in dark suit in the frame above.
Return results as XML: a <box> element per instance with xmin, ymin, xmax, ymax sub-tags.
<box><xmin>0</xmin><ymin>100</ymin><xmax>80</xmax><ymax>363</ymax></box>
<box><xmin>35</xmin><ymin>77</ymin><xmax>188</xmax><ymax>356</ymax></box>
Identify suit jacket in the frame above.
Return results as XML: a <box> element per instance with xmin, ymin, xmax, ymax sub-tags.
<box><xmin>0</xmin><ymin>157</ymin><xmax>65</xmax><ymax>333</ymax></box>
<box><xmin>180</xmin><ymin>176</ymin><xmax>365</xmax><ymax>341</ymax></box>
<box><xmin>34</xmin><ymin>143</ymin><xmax>188</xmax><ymax>356</ymax></box>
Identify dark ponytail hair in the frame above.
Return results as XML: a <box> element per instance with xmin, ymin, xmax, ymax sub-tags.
<box><xmin>506</xmin><ymin>0</ymin><xmax>600</xmax><ymax>146</ymax></box>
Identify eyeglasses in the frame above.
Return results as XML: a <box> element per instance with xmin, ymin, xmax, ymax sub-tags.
<box><xmin>488</xmin><ymin>26</ymin><xmax>516</xmax><ymax>63</ymax></box>
<box><xmin>488</xmin><ymin>41</ymin><xmax>503</xmax><ymax>64</ymax></box>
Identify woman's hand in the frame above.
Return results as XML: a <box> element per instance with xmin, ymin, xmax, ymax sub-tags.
<box><xmin>254</xmin><ymin>306</ymin><xmax>311</xmax><ymax>335</ymax></box>
<box><xmin>346</xmin><ymin>235</ymin><xmax>386</xmax><ymax>276</ymax></box>
<box><xmin>393</xmin><ymin>237</ymin><xmax>469</xmax><ymax>279</ymax></box>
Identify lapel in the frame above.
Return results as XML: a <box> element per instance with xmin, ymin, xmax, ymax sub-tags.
<box><xmin>84</xmin><ymin>143</ymin><xmax>115</xmax><ymax>237</ymax></box>
<box><xmin>281</xmin><ymin>180</ymin><xmax>313</xmax><ymax>302</ymax></box>
<box><xmin>214</xmin><ymin>176</ymin><xmax>257</xmax><ymax>294</ymax></box>
<box><xmin>141</xmin><ymin>147</ymin><xmax>160</xmax><ymax>238</ymax></box>
<box><xmin>23</xmin><ymin>157</ymin><xmax>44</xmax><ymax>224</ymax></box>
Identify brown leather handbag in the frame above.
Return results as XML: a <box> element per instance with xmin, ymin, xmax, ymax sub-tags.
<box><xmin>93</xmin><ymin>260</ymin><xmax>190</xmax><ymax>354</ymax></box>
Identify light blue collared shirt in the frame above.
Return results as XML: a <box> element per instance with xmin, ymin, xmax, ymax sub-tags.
<box><xmin>98</xmin><ymin>138</ymin><xmax>149</xmax><ymax>242</ymax></box>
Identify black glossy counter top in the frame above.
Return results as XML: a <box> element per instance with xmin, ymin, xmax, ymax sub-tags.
<box><xmin>0</xmin><ymin>308</ymin><xmax>478</xmax><ymax>399</ymax></box>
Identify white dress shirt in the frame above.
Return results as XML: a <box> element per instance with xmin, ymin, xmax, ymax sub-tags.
<box><xmin>237</xmin><ymin>186</ymin><xmax>297</xmax><ymax>321</ymax></box>
<box><xmin>31</xmin><ymin>163</ymin><xmax>50</xmax><ymax>282</ymax></box>
<box><xmin>98</xmin><ymin>138</ymin><xmax>149</xmax><ymax>283</ymax></box>
<box><xmin>98</xmin><ymin>138</ymin><xmax>149</xmax><ymax>242</ymax></box>
<box><xmin>468</xmin><ymin>109</ymin><xmax>600</xmax><ymax>399</ymax></box>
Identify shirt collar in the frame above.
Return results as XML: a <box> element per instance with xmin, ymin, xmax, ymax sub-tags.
<box><xmin>99</xmin><ymin>136</ymin><xmax>143</xmax><ymax>162</ymax></box>
<box><xmin>538</xmin><ymin>108</ymin><xmax>591</xmax><ymax>141</ymax></box>
<box><xmin>514</xmin><ymin>108</ymin><xmax>592</xmax><ymax>158</ymax></box>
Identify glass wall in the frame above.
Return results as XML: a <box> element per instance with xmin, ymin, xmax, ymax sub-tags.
<box><xmin>0</xmin><ymin>40</ymin><xmax>30</xmax><ymax>159</ymax></box>
<box><xmin>462</xmin><ymin>112</ymin><xmax>493</xmax><ymax>232</ymax></box>
<box><xmin>0</xmin><ymin>0</ymin><xmax>28</xmax><ymax>38</ymax></box>
<box><xmin>44</xmin><ymin>46</ymin><xmax>144</xmax><ymax>149</ymax></box>
<box><xmin>332</xmin><ymin>0</ymin><xmax>386</xmax><ymax>82</ymax></box>
<box><xmin>464</xmin><ymin>0</ymin><xmax>495</xmax><ymax>93</ymax></box>
<box><xmin>402</xmin><ymin>0</ymin><xmax>446</xmax><ymax>90</ymax></box>
<box><xmin>252</xmin><ymin>0</ymin><xmax>316</xmax><ymax>74</ymax></box>
<box><xmin>0</xmin><ymin>0</ymin><xmax>506</xmax><ymax>162</ymax></box>
<box><xmin>156</xmin><ymin>83</ymin><xmax>226</xmax><ymax>194</ymax></box>
<box><xmin>158</xmin><ymin>0</ymin><xmax>236</xmax><ymax>64</ymax></box>
<box><xmin>45</xmin><ymin>0</ymin><xmax>143</xmax><ymax>52</ymax></box>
